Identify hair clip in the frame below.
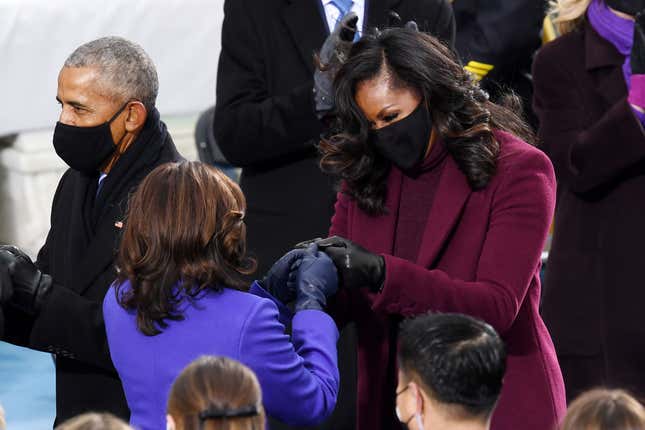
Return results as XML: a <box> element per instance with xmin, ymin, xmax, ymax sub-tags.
<box><xmin>198</xmin><ymin>404</ymin><xmax>260</xmax><ymax>420</ymax></box>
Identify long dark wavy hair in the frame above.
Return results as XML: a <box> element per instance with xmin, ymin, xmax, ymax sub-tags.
<box><xmin>320</xmin><ymin>28</ymin><xmax>535</xmax><ymax>215</ymax></box>
<box><xmin>115</xmin><ymin>161</ymin><xmax>255</xmax><ymax>336</ymax></box>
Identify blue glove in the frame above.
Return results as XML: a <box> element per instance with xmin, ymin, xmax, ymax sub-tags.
<box><xmin>295</xmin><ymin>244</ymin><xmax>338</xmax><ymax>312</ymax></box>
<box><xmin>260</xmin><ymin>248</ymin><xmax>309</xmax><ymax>304</ymax></box>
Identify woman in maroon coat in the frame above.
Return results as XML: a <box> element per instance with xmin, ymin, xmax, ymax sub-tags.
<box><xmin>302</xmin><ymin>28</ymin><xmax>566</xmax><ymax>430</ymax></box>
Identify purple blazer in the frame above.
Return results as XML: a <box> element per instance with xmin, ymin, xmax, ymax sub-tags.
<box><xmin>103</xmin><ymin>281</ymin><xmax>339</xmax><ymax>430</ymax></box>
<box><xmin>329</xmin><ymin>131</ymin><xmax>566</xmax><ymax>430</ymax></box>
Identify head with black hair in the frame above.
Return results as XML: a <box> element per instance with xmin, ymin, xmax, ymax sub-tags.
<box><xmin>319</xmin><ymin>27</ymin><xmax>533</xmax><ymax>215</ymax></box>
<box><xmin>396</xmin><ymin>313</ymin><xmax>506</xmax><ymax>430</ymax></box>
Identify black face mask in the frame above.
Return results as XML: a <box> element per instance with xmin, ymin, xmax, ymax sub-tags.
<box><xmin>605</xmin><ymin>0</ymin><xmax>645</xmax><ymax>15</ymax></box>
<box><xmin>367</xmin><ymin>103</ymin><xmax>432</xmax><ymax>171</ymax></box>
<box><xmin>53</xmin><ymin>102</ymin><xmax>129</xmax><ymax>174</ymax></box>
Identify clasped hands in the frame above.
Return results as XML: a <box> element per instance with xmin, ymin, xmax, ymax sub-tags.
<box><xmin>297</xmin><ymin>237</ymin><xmax>385</xmax><ymax>293</ymax></box>
<box><xmin>262</xmin><ymin>237</ymin><xmax>384</xmax><ymax>311</ymax></box>
<box><xmin>261</xmin><ymin>243</ymin><xmax>339</xmax><ymax>312</ymax></box>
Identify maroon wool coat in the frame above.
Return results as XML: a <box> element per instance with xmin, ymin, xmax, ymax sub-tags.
<box><xmin>328</xmin><ymin>130</ymin><xmax>566</xmax><ymax>430</ymax></box>
<box><xmin>533</xmin><ymin>22</ymin><xmax>645</xmax><ymax>401</ymax></box>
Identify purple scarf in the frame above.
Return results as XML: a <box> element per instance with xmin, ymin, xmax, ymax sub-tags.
<box><xmin>587</xmin><ymin>0</ymin><xmax>634</xmax><ymax>85</ymax></box>
<box><xmin>588</xmin><ymin>0</ymin><xmax>645</xmax><ymax>122</ymax></box>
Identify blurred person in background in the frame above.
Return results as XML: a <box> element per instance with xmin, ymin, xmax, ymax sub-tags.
<box><xmin>166</xmin><ymin>356</ymin><xmax>265</xmax><ymax>430</ymax></box>
<box><xmin>298</xmin><ymin>27</ymin><xmax>565</xmax><ymax>430</ymax></box>
<box><xmin>0</xmin><ymin>37</ymin><xmax>182</xmax><ymax>424</ymax></box>
<box><xmin>395</xmin><ymin>313</ymin><xmax>506</xmax><ymax>430</ymax></box>
<box><xmin>0</xmin><ymin>404</ymin><xmax>5</xmax><ymax>430</ymax></box>
<box><xmin>213</xmin><ymin>2</ymin><xmax>455</xmax><ymax>429</ymax></box>
<box><xmin>103</xmin><ymin>161</ymin><xmax>339</xmax><ymax>430</ymax></box>
<box><xmin>54</xmin><ymin>413</ymin><xmax>132</xmax><ymax>430</ymax></box>
<box><xmin>560</xmin><ymin>389</ymin><xmax>645</xmax><ymax>430</ymax></box>
<box><xmin>452</xmin><ymin>0</ymin><xmax>546</xmax><ymax>127</ymax></box>
<box><xmin>533</xmin><ymin>0</ymin><xmax>645</xmax><ymax>401</ymax></box>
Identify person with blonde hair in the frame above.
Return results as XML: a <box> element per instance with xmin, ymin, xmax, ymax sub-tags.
<box><xmin>533</xmin><ymin>0</ymin><xmax>645</xmax><ymax>402</ymax></box>
<box><xmin>560</xmin><ymin>389</ymin><xmax>645</xmax><ymax>430</ymax></box>
<box><xmin>167</xmin><ymin>356</ymin><xmax>265</xmax><ymax>430</ymax></box>
<box><xmin>54</xmin><ymin>413</ymin><xmax>132</xmax><ymax>430</ymax></box>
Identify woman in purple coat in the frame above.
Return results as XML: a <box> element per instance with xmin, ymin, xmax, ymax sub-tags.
<box><xmin>102</xmin><ymin>161</ymin><xmax>339</xmax><ymax>430</ymax></box>
<box><xmin>293</xmin><ymin>28</ymin><xmax>566</xmax><ymax>429</ymax></box>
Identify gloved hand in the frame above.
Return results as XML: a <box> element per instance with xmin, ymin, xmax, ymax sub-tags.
<box><xmin>294</xmin><ymin>244</ymin><xmax>338</xmax><ymax>311</ymax></box>
<box><xmin>259</xmin><ymin>248</ymin><xmax>309</xmax><ymax>304</ymax></box>
<box><xmin>629</xmin><ymin>11</ymin><xmax>645</xmax><ymax>109</ymax></box>
<box><xmin>0</xmin><ymin>246</ymin><xmax>53</xmax><ymax>316</ymax></box>
<box><xmin>298</xmin><ymin>236</ymin><xmax>385</xmax><ymax>292</ymax></box>
<box><xmin>314</xmin><ymin>12</ymin><xmax>359</xmax><ymax>119</ymax></box>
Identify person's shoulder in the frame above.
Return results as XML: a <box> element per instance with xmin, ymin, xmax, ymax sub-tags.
<box><xmin>103</xmin><ymin>279</ymin><xmax>129</xmax><ymax>302</ymax></box>
<box><xmin>494</xmin><ymin>130</ymin><xmax>553</xmax><ymax>176</ymax></box>
<box><xmin>534</xmin><ymin>26</ymin><xmax>585</xmax><ymax>70</ymax></box>
<box><xmin>102</xmin><ymin>279</ymin><xmax>133</xmax><ymax>324</ymax></box>
<box><xmin>53</xmin><ymin>168</ymin><xmax>81</xmax><ymax>193</ymax></box>
<box><xmin>208</xmin><ymin>287</ymin><xmax>276</xmax><ymax>316</ymax></box>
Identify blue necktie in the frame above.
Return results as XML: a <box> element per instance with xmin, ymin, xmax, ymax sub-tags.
<box><xmin>330</xmin><ymin>0</ymin><xmax>353</xmax><ymax>19</ymax></box>
<box><xmin>329</xmin><ymin>0</ymin><xmax>359</xmax><ymax>40</ymax></box>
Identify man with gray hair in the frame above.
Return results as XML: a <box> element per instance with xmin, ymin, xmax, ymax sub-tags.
<box><xmin>0</xmin><ymin>36</ymin><xmax>182</xmax><ymax>424</ymax></box>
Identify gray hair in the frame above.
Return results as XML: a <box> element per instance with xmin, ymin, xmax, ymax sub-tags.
<box><xmin>64</xmin><ymin>36</ymin><xmax>159</xmax><ymax>112</ymax></box>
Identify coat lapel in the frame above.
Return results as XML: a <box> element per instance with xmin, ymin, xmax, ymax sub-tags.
<box><xmin>354</xmin><ymin>167</ymin><xmax>403</xmax><ymax>255</ymax></box>
<box><xmin>585</xmin><ymin>21</ymin><xmax>627</xmax><ymax>107</ymax></box>
<box><xmin>416</xmin><ymin>157</ymin><xmax>471</xmax><ymax>268</ymax></box>
<box><xmin>282</xmin><ymin>0</ymin><xmax>328</xmax><ymax>74</ymax></box>
<box><xmin>68</xmin><ymin>202</ymin><xmax>124</xmax><ymax>295</ymax></box>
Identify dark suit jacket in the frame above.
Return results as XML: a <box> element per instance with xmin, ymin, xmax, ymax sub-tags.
<box><xmin>329</xmin><ymin>131</ymin><xmax>566</xmax><ymax>430</ymax></box>
<box><xmin>533</xmin><ymin>22</ymin><xmax>645</xmax><ymax>400</ymax></box>
<box><xmin>214</xmin><ymin>0</ymin><xmax>455</xmax><ymax>277</ymax></box>
<box><xmin>453</xmin><ymin>0</ymin><xmax>545</xmax><ymax>125</ymax></box>
<box><xmin>3</xmin><ymin>110</ymin><xmax>182</xmax><ymax>424</ymax></box>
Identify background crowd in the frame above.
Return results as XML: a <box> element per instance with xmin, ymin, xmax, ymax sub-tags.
<box><xmin>1</xmin><ymin>0</ymin><xmax>645</xmax><ymax>429</ymax></box>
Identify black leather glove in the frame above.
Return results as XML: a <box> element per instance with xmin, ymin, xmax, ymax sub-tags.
<box><xmin>259</xmin><ymin>248</ymin><xmax>310</xmax><ymax>304</ymax></box>
<box><xmin>0</xmin><ymin>246</ymin><xmax>53</xmax><ymax>316</ymax></box>
<box><xmin>313</xmin><ymin>12</ymin><xmax>359</xmax><ymax>119</ymax></box>
<box><xmin>632</xmin><ymin>11</ymin><xmax>645</xmax><ymax>75</ymax></box>
<box><xmin>298</xmin><ymin>236</ymin><xmax>385</xmax><ymax>292</ymax></box>
<box><xmin>294</xmin><ymin>244</ymin><xmax>338</xmax><ymax>311</ymax></box>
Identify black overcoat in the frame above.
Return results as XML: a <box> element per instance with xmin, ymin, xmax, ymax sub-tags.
<box><xmin>3</xmin><ymin>110</ymin><xmax>183</xmax><ymax>424</ymax></box>
<box><xmin>453</xmin><ymin>0</ymin><xmax>545</xmax><ymax>125</ymax></box>
<box><xmin>533</xmin><ymin>21</ymin><xmax>645</xmax><ymax>401</ymax></box>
